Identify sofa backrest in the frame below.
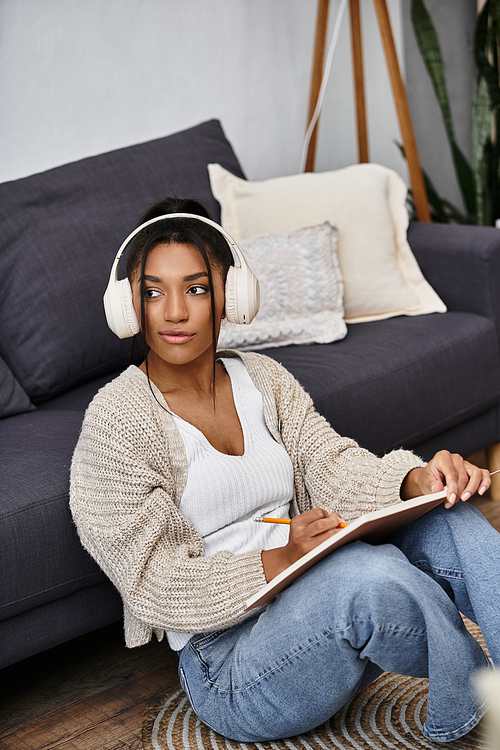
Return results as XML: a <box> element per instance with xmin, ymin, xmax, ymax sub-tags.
<box><xmin>0</xmin><ymin>119</ymin><xmax>245</xmax><ymax>405</ymax></box>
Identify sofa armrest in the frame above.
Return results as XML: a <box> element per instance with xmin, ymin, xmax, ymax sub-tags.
<box><xmin>407</xmin><ymin>221</ymin><xmax>500</xmax><ymax>333</ymax></box>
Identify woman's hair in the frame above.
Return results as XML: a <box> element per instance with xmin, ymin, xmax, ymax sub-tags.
<box><xmin>127</xmin><ymin>196</ymin><xmax>234</xmax><ymax>404</ymax></box>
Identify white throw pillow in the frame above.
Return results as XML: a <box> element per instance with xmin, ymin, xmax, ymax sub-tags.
<box><xmin>209</xmin><ymin>162</ymin><xmax>446</xmax><ymax>323</ymax></box>
<box><xmin>217</xmin><ymin>222</ymin><xmax>346</xmax><ymax>351</ymax></box>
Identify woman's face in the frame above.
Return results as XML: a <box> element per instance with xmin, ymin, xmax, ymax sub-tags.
<box><xmin>132</xmin><ymin>241</ymin><xmax>225</xmax><ymax>371</ymax></box>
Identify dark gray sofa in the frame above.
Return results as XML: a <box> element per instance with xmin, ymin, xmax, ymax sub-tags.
<box><xmin>1</xmin><ymin>119</ymin><xmax>500</xmax><ymax>670</ymax></box>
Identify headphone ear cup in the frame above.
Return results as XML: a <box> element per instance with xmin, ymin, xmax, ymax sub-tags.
<box><xmin>224</xmin><ymin>265</ymin><xmax>260</xmax><ymax>325</ymax></box>
<box><xmin>103</xmin><ymin>278</ymin><xmax>140</xmax><ymax>339</ymax></box>
<box><xmin>224</xmin><ymin>266</ymin><xmax>238</xmax><ymax>324</ymax></box>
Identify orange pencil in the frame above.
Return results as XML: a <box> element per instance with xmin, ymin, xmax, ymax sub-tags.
<box><xmin>253</xmin><ymin>472</ymin><xmax>500</xmax><ymax>529</ymax></box>
<box><xmin>254</xmin><ymin>517</ymin><xmax>349</xmax><ymax>528</ymax></box>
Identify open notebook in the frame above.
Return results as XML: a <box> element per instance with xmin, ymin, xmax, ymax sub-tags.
<box><xmin>245</xmin><ymin>489</ymin><xmax>448</xmax><ymax>611</ymax></box>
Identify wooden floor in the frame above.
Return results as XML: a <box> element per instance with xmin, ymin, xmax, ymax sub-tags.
<box><xmin>2</xmin><ymin>476</ymin><xmax>500</xmax><ymax>749</ymax></box>
<box><xmin>0</xmin><ymin>619</ymin><xmax>180</xmax><ymax>750</ymax></box>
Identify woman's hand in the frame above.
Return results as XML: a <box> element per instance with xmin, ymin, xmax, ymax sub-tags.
<box><xmin>261</xmin><ymin>508</ymin><xmax>345</xmax><ymax>582</ymax></box>
<box><xmin>401</xmin><ymin>450</ymin><xmax>491</xmax><ymax>509</ymax></box>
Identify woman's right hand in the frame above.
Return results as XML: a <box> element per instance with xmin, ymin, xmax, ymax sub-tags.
<box><xmin>261</xmin><ymin>508</ymin><xmax>345</xmax><ymax>583</ymax></box>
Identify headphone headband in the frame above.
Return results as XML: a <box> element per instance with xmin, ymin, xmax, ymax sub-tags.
<box><xmin>104</xmin><ymin>212</ymin><xmax>260</xmax><ymax>338</ymax></box>
<box><xmin>110</xmin><ymin>212</ymin><xmax>245</xmax><ymax>282</ymax></box>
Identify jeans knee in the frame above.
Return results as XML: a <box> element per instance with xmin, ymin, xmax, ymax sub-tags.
<box><xmin>390</xmin><ymin>502</ymin><xmax>490</xmax><ymax>565</ymax></box>
<box><xmin>334</xmin><ymin>543</ymin><xmax>422</xmax><ymax>613</ymax></box>
<box><xmin>336</xmin><ymin>542</ymin><xmax>407</xmax><ymax>587</ymax></box>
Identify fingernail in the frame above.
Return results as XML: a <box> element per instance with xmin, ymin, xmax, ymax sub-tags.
<box><xmin>431</xmin><ymin>483</ymin><xmax>440</xmax><ymax>492</ymax></box>
<box><xmin>478</xmin><ymin>486</ymin><xmax>487</xmax><ymax>496</ymax></box>
<box><xmin>449</xmin><ymin>493</ymin><xmax>456</xmax><ymax>504</ymax></box>
<box><xmin>461</xmin><ymin>492</ymin><xmax>471</xmax><ymax>502</ymax></box>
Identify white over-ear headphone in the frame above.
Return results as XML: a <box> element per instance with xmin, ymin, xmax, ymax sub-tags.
<box><xmin>103</xmin><ymin>213</ymin><xmax>260</xmax><ymax>339</ymax></box>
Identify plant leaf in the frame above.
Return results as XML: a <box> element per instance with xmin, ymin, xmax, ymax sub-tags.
<box><xmin>410</xmin><ymin>0</ymin><xmax>476</xmax><ymax>218</ymax></box>
<box><xmin>410</xmin><ymin>0</ymin><xmax>455</xmax><ymax>143</ymax></box>
<box><xmin>472</xmin><ymin>76</ymin><xmax>493</xmax><ymax>225</ymax></box>
<box><xmin>395</xmin><ymin>141</ymin><xmax>470</xmax><ymax>223</ymax></box>
<box><xmin>475</xmin><ymin>1</ymin><xmax>500</xmax><ymax>110</ymax></box>
<box><xmin>422</xmin><ymin>171</ymin><xmax>470</xmax><ymax>224</ymax></box>
<box><xmin>450</xmin><ymin>142</ymin><xmax>476</xmax><ymax>218</ymax></box>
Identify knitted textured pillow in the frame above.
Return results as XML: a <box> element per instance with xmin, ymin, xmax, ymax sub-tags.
<box><xmin>209</xmin><ymin>162</ymin><xmax>446</xmax><ymax>324</ymax></box>
<box><xmin>217</xmin><ymin>222</ymin><xmax>346</xmax><ymax>351</ymax></box>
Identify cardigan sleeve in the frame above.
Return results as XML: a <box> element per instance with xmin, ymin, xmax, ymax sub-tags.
<box><xmin>294</xmin><ymin>402</ymin><xmax>425</xmax><ymax>521</ymax></box>
<box><xmin>69</xmin><ymin>377</ymin><xmax>268</xmax><ymax>635</ymax></box>
<box><xmin>244</xmin><ymin>353</ymin><xmax>425</xmax><ymax>522</ymax></box>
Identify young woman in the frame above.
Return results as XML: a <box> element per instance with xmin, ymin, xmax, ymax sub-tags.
<box><xmin>70</xmin><ymin>197</ymin><xmax>500</xmax><ymax>744</ymax></box>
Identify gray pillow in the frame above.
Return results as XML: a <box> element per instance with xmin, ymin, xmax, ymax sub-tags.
<box><xmin>0</xmin><ymin>120</ymin><xmax>245</xmax><ymax>402</ymax></box>
<box><xmin>0</xmin><ymin>355</ymin><xmax>35</xmax><ymax>418</ymax></box>
<box><xmin>218</xmin><ymin>222</ymin><xmax>347</xmax><ymax>350</ymax></box>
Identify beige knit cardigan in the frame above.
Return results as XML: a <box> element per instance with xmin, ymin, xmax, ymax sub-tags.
<box><xmin>69</xmin><ymin>351</ymin><xmax>424</xmax><ymax>648</ymax></box>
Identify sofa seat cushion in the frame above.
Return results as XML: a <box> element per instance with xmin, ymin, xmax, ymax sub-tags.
<box><xmin>2</xmin><ymin>311</ymin><xmax>498</xmax><ymax>623</ymax></box>
<box><xmin>0</xmin><ymin>410</ymin><xmax>106</xmax><ymax>621</ymax></box>
<box><xmin>261</xmin><ymin>311</ymin><xmax>500</xmax><ymax>456</ymax></box>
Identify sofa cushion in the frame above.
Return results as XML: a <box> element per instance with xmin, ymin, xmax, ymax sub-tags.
<box><xmin>36</xmin><ymin>370</ymin><xmax>123</xmax><ymax>412</ymax></box>
<box><xmin>261</xmin><ymin>311</ymin><xmax>500</xmax><ymax>456</ymax></box>
<box><xmin>209</xmin><ymin>162</ymin><xmax>446</xmax><ymax>324</ymax></box>
<box><xmin>218</xmin><ymin>222</ymin><xmax>347</xmax><ymax>351</ymax></box>
<box><xmin>0</xmin><ymin>354</ymin><xmax>35</xmax><ymax>418</ymax></box>
<box><xmin>0</xmin><ymin>119</ymin><xmax>245</xmax><ymax>403</ymax></box>
<box><xmin>0</xmin><ymin>410</ymin><xmax>106</xmax><ymax>621</ymax></box>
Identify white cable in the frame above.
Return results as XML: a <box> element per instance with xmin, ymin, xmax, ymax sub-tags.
<box><xmin>300</xmin><ymin>0</ymin><xmax>348</xmax><ymax>172</ymax></box>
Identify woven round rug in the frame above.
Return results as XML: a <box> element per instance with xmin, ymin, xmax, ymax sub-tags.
<box><xmin>142</xmin><ymin>619</ymin><xmax>490</xmax><ymax>750</ymax></box>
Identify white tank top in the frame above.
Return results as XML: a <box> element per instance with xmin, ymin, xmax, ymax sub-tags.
<box><xmin>166</xmin><ymin>357</ymin><xmax>294</xmax><ymax>650</ymax></box>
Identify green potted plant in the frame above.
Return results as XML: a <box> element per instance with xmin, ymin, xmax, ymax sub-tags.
<box><xmin>408</xmin><ymin>0</ymin><xmax>500</xmax><ymax>225</ymax></box>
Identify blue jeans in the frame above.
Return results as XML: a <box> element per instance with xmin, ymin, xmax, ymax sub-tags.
<box><xmin>178</xmin><ymin>503</ymin><xmax>498</xmax><ymax>743</ymax></box>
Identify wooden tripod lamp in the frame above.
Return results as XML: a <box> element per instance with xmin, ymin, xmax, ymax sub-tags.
<box><xmin>306</xmin><ymin>0</ymin><xmax>431</xmax><ymax>223</ymax></box>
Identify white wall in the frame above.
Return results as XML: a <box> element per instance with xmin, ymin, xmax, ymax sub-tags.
<box><xmin>0</xmin><ymin>0</ymin><xmax>406</xmax><ymax>185</ymax></box>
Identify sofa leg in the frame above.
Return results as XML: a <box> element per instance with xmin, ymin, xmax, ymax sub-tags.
<box><xmin>486</xmin><ymin>442</ymin><xmax>500</xmax><ymax>500</ymax></box>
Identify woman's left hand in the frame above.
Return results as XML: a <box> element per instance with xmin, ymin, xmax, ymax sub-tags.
<box><xmin>401</xmin><ymin>450</ymin><xmax>491</xmax><ymax>508</ymax></box>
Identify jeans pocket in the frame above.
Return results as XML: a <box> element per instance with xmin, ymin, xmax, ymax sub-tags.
<box><xmin>189</xmin><ymin>630</ymin><xmax>230</xmax><ymax>675</ymax></box>
<box><xmin>190</xmin><ymin>629</ymin><xmax>225</xmax><ymax>651</ymax></box>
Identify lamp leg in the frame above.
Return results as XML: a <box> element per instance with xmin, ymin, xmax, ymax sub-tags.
<box><xmin>372</xmin><ymin>0</ymin><xmax>431</xmax><ymax>223</ymax></box>
<box><xmin>349</xmin><ymin>0</ymin><xmax>369</xmax><ymax>163</ymax></box>
<box><xmin>305</xmin><ymin>0</ymin><xmax>330</xmax><ymax>173</ymax></box>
